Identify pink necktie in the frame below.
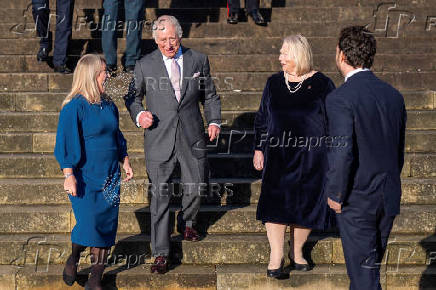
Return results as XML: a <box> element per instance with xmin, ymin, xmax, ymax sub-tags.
<box><xmin>171</xmin><ymin>58</ymin><xmax>181</xmax><ymax>102</ymax></box>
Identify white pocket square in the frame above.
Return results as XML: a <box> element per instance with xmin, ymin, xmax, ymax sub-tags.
<box><xmin>192</xmin><ymin>72</ymin><xmax>201</xmax><ymax>78</ymax></box>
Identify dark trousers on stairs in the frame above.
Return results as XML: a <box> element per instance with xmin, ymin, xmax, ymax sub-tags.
<box><xmin>337</xmin><ymin>194</ymin><xmax>395</xmax><ymax>290</ymax></box>
<box><xmin>228</xmin><ymin>0</ymin><xmax>259</xmax><ymax>13</ymax></box>
<box><xmin>31</xmin><ymin>0</ymin><xmax>74</xmax><ymax>66</ymax></box>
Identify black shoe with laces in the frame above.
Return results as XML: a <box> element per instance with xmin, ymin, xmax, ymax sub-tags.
<box><xmin>107</xmin><ymin>64</ymin><xmax>118</xmax><ymax>76</ymax></box>
<box><xmin>124</xmin><ymin>65</ymin><xmax>135</xmax><ymax>73</ymax></box>
<box><xmin>227</xmin><ymin>12</ymin><xmax>238</xmax><ymax>24</ymax></box>
<box><xmin>248</xmin><ymin>9</ymin><xmax>266</xmax><ymax>25</ymax></box>
<box><xmin>54</xmin><ymin>64</ymin><xmax>72</xmax><ymax>74</ymax></box>
<box><xmin>36</xmin><ymin>47</ymin><xmax>49</xmax><ymax>62</ymax></box>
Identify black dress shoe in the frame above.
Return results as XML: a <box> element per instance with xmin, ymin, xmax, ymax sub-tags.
<box><xmin>266</xmin><ymin>259</ymin><xmax>289</xmax><ymax>279</ymax></box>
<box><xmin>247</xmin><ymin>9</ymin><xmax>266</xmax><ymax>25</ymax></box>
<box><xmin>289</xmin><ymin>256</ymin><xmax>312</xmax><ymax>271</ymax></box>
<box><xmin>294</xmin><ymin>262</ymin><xmax>312</xmax><ymax>271</ymax></box>
<box><xmin>227</xmin><ymin>12</ymin><xmax>238</xmax><ymax>24</ymax></box>
<box><xmin>54</xmin><ymin>64</ymin><xmax>72</xmax><ymax>74</ymax></box>
<box><xmin>62</xmin><ymin>268</ymin><xmax>76</xmax><ymax>286</ymax></box>
<box><xmin>36</xmin><ymin>47</ymin><xmax>49</xmax><ymax>62</ymax></box>
<box><xmin>124</xmin><ymin>65</ymin><xmax>135</xmax><ymax>73</ymax></box>
<box><xmin>107</xmin><ymin>64</ymin><xmax>118</xmax><ymax>77</ymax></box>
<box><xmin>151</xmin><ymin>256</ymin><xmax>168</xmax><ymax>274</ymax></box>
<box><xmin>184</xmin><ymin>226</ymin><xmax>200</xmax><ymax>242</ymax></box>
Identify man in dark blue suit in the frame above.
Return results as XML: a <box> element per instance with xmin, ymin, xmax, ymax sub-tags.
<box><xmin>324</xmin><ymin>26</ymin><xmax>407</xmax><ymax>290</ymax></box>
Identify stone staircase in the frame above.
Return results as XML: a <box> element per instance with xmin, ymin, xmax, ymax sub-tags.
<box><xmin>0</xmin><ymin>0</ymin><xmax>436</xmax><ymax>289</ymax></box>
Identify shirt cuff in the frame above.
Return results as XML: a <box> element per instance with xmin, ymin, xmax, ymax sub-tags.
<box><xmin>209</xmin><ymin>122</ymin><xmax>221</xmax><ymax>128</ymax></box>
<box><xmin>328</xmin><ymin>193</ymin><xmax>343</xmax><ymax>204</ymax></box>
<box><xmin>136</xmin><ymin>111</ymin><xmax>146</xmax><ymax>128</ymax></box>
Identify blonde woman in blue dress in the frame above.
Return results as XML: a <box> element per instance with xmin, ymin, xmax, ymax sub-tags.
<box><xmin>54</xmin><ymin>54</ymin><xmax>133</xmax><ymax>289</ymax></box>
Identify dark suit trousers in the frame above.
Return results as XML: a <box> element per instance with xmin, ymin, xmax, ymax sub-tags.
<box><xmin>146</xmin><ymin>124</ymin><xmax>207</xmax><ymax>257</ymax></box>
<box><xmin>32</xmin><ymin>0</ymin><xmax>73</xmax><ymax>66</ymax></box>
<box><xmin>32</xmin><ymin>0</ymin><xmax>50</xmax><ymax>49</ymax></box>
<box><xmin>337</xmin><ymin>194</ymin><xmax>395</xmax><ymax>290</ymax></box>
<box><xmin>228</xmin><ymin>0</ymin><xmax>259</xmax><ymax>13</ymax></box>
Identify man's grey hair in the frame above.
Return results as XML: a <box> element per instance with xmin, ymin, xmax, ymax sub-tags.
<box><xmin>152</xmin><ymin>15</ymin><xmax>183</xmax><ymax>40</ymax></box>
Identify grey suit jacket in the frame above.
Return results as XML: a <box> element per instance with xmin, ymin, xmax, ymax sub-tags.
<box><xmin>124</xmin><ymin>47</ymin><xmax>221</xmax><ymax>162</ymax></box>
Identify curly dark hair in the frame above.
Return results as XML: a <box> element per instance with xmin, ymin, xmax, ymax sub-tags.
<box><xmin>338</xmin><ymin>26</ymin><xmax>376</xmax><ymax>69</ymax></box>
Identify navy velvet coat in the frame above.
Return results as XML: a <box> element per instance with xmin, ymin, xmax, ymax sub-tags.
<box><xmin>254</xmin><ymin>71</ymin><xmax>336</xmax><ymax>229</ymax></box>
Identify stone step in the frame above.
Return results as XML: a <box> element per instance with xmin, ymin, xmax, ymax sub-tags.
<box><xmin>0</xmin><ymin>177</ymin><xmax>435</xmax><ymax>206</ymax></box>
<box><xmin>2</xmin><ymin>0</ymin><xmax>432</xmax><ymax>9</ymax></box>
<box><xmin>1</xmin><ymin>90</ymin><xmax>434</xmax><ymax>113</ymax></box>
<box><xmin>218</xmin><ymin>264</ymin><xmax>436</xmax><ymax>290</ymax></box>
<box><xmin>1</xmin><ymin>264</ymin><xmax>434</xmax><ymax>290</ymax></box>
<box><xmin>1</xmin><ymin>129</ymin><xmax>435</xmax><ymax>154</ymax></box>
<box><xmin>0</xmin><ymin>264</ymin><xmax>217</xmax><ymax>290</ymax></box>
<box><xmin>1</xmin><ymin>71</ymin><xmax>435</xmax><ymax>94</ymax></box>
<box><xmin>2</xmin><ymin>6</ymin><xmax>435</xmax><ymax>26</ymax></box>
<box><xmin>2</xmin><ymin>20</ymin><xmax>435</xmax><ymax>40</ymax></box>
<box><xmin>1</xmin><ymin>37</ymin><xmax>435</xmax><ymax>56</ymax></box>
<box><xmin>1</xmin><ymin>53</ymin><xmax>435</xmax><ymax>73</ymax></box>
<box><xmin>0</xmin><ymin>204</ymin><xmax>435</xmax><ymax>235</ymax></box>
<box><xmin>0</xmin><ymin>233</ymin><xmax>435</xmax><ymax>268</ymax></box>
<box><xmin>0</xmin><ymin>152</ymin><xmax>434</xmax><ymax>179</ymax></box>
<box><xmin>0</xmin><ymin>109</ymin><xmax>435</xmax><ymax>136</ymax></box>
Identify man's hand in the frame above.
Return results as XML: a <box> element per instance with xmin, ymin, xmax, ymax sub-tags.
<box><xmin>253</xmin><ymin>150</ymin><xmax>264</xmax><ymax>171</ymax></box>
<box><xmin>327</xmin><ymin>197</ymin><xmax>342</xmax><ymax>213</ymax></box>
<box><xmin>138</xmin><ymin>111</ymin><xmax>153</xmax><ymax>129</ymax></box>
<box><xmin>208</xmin><ymin>124</ymin><xmax>220</xmax><ymax>141</ymax></box>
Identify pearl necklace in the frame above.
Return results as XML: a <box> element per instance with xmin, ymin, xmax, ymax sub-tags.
<box><xmin>285</xmin><ymin>72</ymin><xmax>309</xmax><ymax>94</ymax></box>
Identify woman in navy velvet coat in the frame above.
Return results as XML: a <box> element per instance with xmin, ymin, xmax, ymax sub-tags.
<box><xmin>253</xmin><ymin>35</ymin><xmax>336</xmax><ymax>278</ymax></box>
<box><xmin>54</xmin><ymin>54</ymin><xmax>133</xmax><ymax>289</ymax></box>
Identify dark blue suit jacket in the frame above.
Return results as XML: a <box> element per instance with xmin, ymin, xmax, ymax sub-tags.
<box><xmin>324</xmin><ymin>71</ymin><xmax>407</xmax><ymax>216</ymax></box>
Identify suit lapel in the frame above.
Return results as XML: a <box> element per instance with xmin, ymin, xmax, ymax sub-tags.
<box><xmin>180</xmin><ymin>47</ymin><xmax>194</xmax><ymax>104</ymax></box>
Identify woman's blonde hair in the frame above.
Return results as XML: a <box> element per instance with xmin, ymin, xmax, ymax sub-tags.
<box><xmin>61</xmin><ymin>54</ymin><xmax>106</xmax><ymax>108</ymax></box>
<box><xmin>282</xmin><ymin>34</ymin><xmax>313</xmax><ymax>76</ymax></box>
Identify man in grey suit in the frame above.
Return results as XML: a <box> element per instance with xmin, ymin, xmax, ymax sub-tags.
<box><xmin>124</xmin><ymin>15</ymin><xmax>221</xmax><ymax>274</ymax></box>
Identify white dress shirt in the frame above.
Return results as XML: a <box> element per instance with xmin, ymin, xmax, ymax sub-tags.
<box><xmin>163</xmin><ymin>47</ymin><xmax>183</xmax><ymax>82</ymax></box>
<box><xmin>136</xmin><ymin>47</ymin><xmax>220</xmax><ymax>128</ymax></box>
<box><xmin>345</xmin><ymin>68</ymin><xmax>370</xmax><ymax>82</ymax></box>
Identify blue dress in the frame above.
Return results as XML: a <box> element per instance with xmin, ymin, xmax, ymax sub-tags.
<box><xmin>54</xmin><ymin>94</ymin><xmax>128</xmax><ymax>247</ymax></box>
<box><xmin>254</xmin><ymin>72</ymin><xmax>336</xmax><ymax>230</ymax></box>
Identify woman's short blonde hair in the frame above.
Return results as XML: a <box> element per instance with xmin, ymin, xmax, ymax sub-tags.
<box><xmin>62</xmin><ymin>54</ymin><xmax>106</xmax><ymax>108</ymax></box>
<box><xmin>282</xmin><ymin>34</ymin><xmax>313</xmax><ymax>76</ymax></box>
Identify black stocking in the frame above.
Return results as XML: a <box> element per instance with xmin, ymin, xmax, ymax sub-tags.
<box><xmin>87</xmin><ymin>247</ymin><xmax>110</xmax><ymax>290</ymax></box>
<box><xmin>64</xmin><ymin>242</ymin><xmax>86</xmax><ymax>277</ymax></box>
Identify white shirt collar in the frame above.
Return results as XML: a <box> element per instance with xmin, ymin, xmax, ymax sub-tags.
<box><xmin>345</xmin><ymin>68</ymin><xmax>370</xmax><ymax>82</ymax></box>
<box><xmin>162</xmin><ymin>47</ymin><xmax>183</xmax><ymax>61</ymax></box>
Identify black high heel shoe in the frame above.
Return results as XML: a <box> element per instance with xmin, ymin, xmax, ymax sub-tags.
<box><xmin>266</xmin><ymin>259</ymin><xmax>289</xmax><ymax>279</ymax></box>
<box><xmin>289</xmin><ymin>253</ymin><xmax>312</xmax><ymax>271</ymax></box>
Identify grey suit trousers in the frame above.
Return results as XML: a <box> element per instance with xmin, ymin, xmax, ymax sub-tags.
<box><xmin>146</xmin><ymin>123</ymin><xmax>208</xmax><ymax>257</ymax></box>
